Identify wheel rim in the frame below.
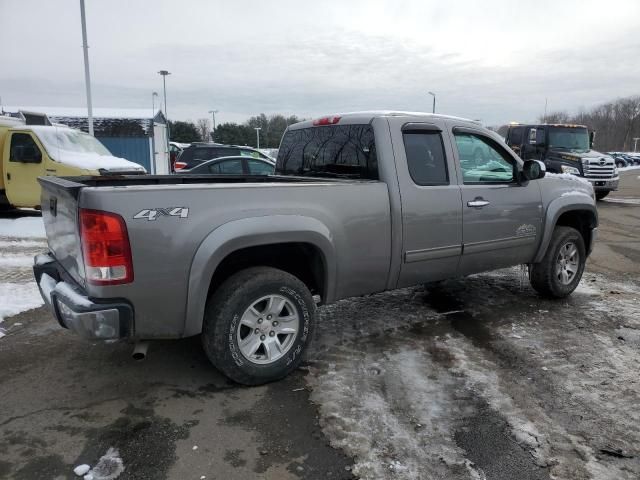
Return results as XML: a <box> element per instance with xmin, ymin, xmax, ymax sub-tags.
<box><xmin>236</xmin><ymin>294</ymin><xmax>299</xmax><ymax>365</ymax></box>
<box><xmin>555</xmin><ymin>241</ymin><xmax>580</xmax><ymax>285</ymax></box>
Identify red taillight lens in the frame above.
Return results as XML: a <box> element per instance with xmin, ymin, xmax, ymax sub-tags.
<box><xmin>313</xmin><ymin>116</ymin><xmax>341</xmax><ymax>126</ymax></box>
<box><xmin>174</xmin><ymin>161</ymin><xmax>187</xmax><ymax>170</ymax></box>
<box><xmin>79</xmin><ymin>209</ymin><xmax>133</xmax><ymax>285</ymax></box>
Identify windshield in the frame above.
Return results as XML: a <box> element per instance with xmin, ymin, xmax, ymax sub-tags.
<box><xmin>548</xmin><ymin>127</ymin><xmax>590</xmax><ymax>153</ymax></box>
<box><xmin>38</xmin><ymin>127</ymin><xmax>113</xmax><ymax>157</ymax></box>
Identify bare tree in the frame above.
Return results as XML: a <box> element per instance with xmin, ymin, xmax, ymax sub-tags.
<box><xmin>196</xmin><ymin>118</ymin><xmax>211</xmax><ymax>142</ymax></box>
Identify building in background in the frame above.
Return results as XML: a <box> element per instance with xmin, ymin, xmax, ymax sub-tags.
<box><xmin>3</xmin><ymin>107</ymin><xmax>169</xmax><ymax>173</ymax></box>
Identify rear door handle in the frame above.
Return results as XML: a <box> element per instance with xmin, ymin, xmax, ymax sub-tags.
<box><xmin>467</xmin><ymin>198</ymin><xmax>490</xmax><ymax>208</ymax></box>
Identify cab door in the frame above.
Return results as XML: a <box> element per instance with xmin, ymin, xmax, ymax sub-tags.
<box><xmin>387</xmin><ymin>116</ymin><xmax>463</xmax><ymax>288</ymax></box>
<box><xmin>448</xmin><ymin>124</ymin><xmax>543</xmax><ymax>275</ymax></box>
<box><xmin>5</xmin><ymin>132</ymin><xmax>47</xmax><ymax>208</ymax></box>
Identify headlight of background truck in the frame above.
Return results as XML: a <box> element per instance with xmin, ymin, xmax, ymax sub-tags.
<box><xmin>561</xmin><ymin>165</ymin><xmax>581</xmax><ymax>175</ymax></box>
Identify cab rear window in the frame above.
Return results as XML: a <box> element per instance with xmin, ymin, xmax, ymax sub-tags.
<box><xmin>276</xmin><ymin>124</ymin><xmax>378</xmax><ymax>179</ymax></box>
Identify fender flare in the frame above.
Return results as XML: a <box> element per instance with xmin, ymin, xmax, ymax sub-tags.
<box><xmin>533</xmin><ymin>194</ymin><xmax>597</xmax><ymax>263</ymax></box>
<box><xmin>182</xmin><ymin>215</ymin><xmax>336</xmax><ymax>337</ymax></box>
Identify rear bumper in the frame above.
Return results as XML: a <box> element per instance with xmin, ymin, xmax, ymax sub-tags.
<box><xmin>33</xmin><ymin>253</ymin><xmax>133</xmax><ymax>340</ymax></box>
<box><xmin>587</xmin><ymin>177</ymin><xmax>619</xmax><ymax>191</ymax></box>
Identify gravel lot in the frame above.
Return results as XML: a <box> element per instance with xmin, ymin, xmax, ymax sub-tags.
<box><xmin>1</xmin><ymin>170</ymin><xmax>638</xmax><ymax>480</ymax></box>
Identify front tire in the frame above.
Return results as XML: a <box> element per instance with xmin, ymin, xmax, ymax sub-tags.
<box><xmin>202</xmin><ymin>267</ymin><xmax>316</xmax><ymax>385</ymax></box>
<box><xmin>529</xmin><ymin>226</ymin><xmax>586</xmax><ymax>298</ymax></box>
<box><xmin>595</xmin><ymin>191</ymin><xmax>609</xmax><ymax>201</ymax></box>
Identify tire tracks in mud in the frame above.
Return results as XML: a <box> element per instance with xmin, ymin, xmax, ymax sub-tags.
<box><xmin>305</xmin><ymin>270</ymin><xmax>640</xmax><ymax>479</ymax></box>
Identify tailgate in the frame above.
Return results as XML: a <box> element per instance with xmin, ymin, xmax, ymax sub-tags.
<box><xmin>39</xmin><ymin>177</ymin><xmax>86</xmax><ymax>287</ymax></box>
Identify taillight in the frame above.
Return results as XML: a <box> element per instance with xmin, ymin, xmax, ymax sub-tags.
<box><xmin>174</xmin><ymin>161</ymin><xmax>187</xmax><ymax>170</ymax></box>
<box><xmin>79</xmin><ymin>209</ymin><xmax>133</xmax><ymax>285</ymax></box>
<box><xmin>313</xmin><ymin>116</ymin><xmax>341</xmax><ymax>126</ymax></box>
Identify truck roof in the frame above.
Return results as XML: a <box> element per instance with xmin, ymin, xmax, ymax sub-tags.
<box><xmin>289</xmin><ymin>111</ymin><xmax>479</xmax><ymax>130</ymax></box>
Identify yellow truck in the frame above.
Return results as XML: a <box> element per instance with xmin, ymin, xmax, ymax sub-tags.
<box><xmin>0</xmin><ymin>112</ymin><xmax>146</xmax><ymax>210</ymax></box>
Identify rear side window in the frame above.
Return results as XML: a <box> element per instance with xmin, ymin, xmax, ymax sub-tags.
<box><xmin>247</xmin><ymin>159</ymin><xmax>274</xmax><ymax>175</ymax></box>
<box><xmin>193</xmin><ymin>147</ymin><xmax>240</xmax><ymax>161</ymax></box>
<box><xmin>276</xmin><ymin>124</ymin><xmax>378</xmax><ymax>179</ymax></box>
<box><xmin>403</xmin><ymin>132</ymin><xmax>448</xmax><ymax>185</ymax></box>
<box><xmin>209</xmin><ymin>159</ymin><xmax>243</xmax><ymax>174</ymax></box>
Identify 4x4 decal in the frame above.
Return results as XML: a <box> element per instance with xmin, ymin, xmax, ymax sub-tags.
<box><xmin>133</xmin><ymin>207</ymin><xmax>189</xmax><ymax>221</ymax></box>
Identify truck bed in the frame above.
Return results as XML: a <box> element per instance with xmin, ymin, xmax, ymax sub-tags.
<box><xmin>38</xmin><ymin>173</ymin><xmax>392</xmax><ymax>338</ymax></box>
<box><xmin>39</xmin><ymin>174</ymin><xmax>363</xmax><ymax>197</ymax></box>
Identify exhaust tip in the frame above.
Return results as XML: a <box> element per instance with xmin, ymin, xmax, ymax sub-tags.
<box><xmin>132</xmin><ymin>341</ymin><xmax>149</xmax><ymax>361</ymax></box>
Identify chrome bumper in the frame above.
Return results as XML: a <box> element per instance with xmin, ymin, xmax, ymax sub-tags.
<box><xmin>33</xmin><ymin>253</ymin><xmax>133</xmax><ymax>340</ymax></box>
<box><xmin>587</xmin><ymin>177</ymin><xmax>619</xmax><ymax>191</ymax></box>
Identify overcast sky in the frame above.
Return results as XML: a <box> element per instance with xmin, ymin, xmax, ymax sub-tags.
<box><xmin>1</xmin><ymin>0</ymin><xmax>639</xmax><ymax>126</ymax></box>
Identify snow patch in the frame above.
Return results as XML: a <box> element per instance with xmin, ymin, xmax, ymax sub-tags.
<box><xmin>0</xmin><ymin>282</ymin><xmax>44</xmax><ymax>322</ymax></box>
<box><xmin>0</xmin><ymin>217</ymin><xmax>45</xmax><ymax>238</ymax></box>
<box><xmin>0</xmin><ymin>253</ymin><xmax>35</xmax><ymax>268</ymax></box>
<box><xmin>87</xmin><ymin>447</ymin><xmax>124</xmax><ymax>480</ymax></box>
<box><xmin>55</xmin><ymin>281</ymin><xmax>92</xmax><ymax>307</ymax></box>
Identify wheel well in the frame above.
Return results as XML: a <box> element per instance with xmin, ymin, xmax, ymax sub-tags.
<box><xmin>555</xmin><ymin>210</ymin><xmax>596</xmax><ymax>252</ymax></box>
<box><xmin>208</xmin><ymin>242</ymin><xmax>326</xmax><ymax>301</ymax></box>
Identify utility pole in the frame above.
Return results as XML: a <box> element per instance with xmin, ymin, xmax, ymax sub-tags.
<box><xmin>544</xmin><ymin>98</ymin><xmax>548</xmax><ymax>123</ymax></box>
<box><xmin>428</xmin><ymin>91</ymin><xmax>436</xmax><ymax>114</ymax></box>
<box><xmin>79</xmin><ymin>0</ymin><xmax>94</xmax><ymax>136</ymax></box>
<box><xmin>633</xmin><ymin>137</ymin><xmax>640</xmax><ymax>152</ymax></box>
<box><xmin>255</xmin><ymin>127</ymin><xmax>261</xmax><ymax>149</ymax></box>
<box><xmin>152</xmin><ymin>92</ymin><xmax>158</xmax><ymax>115</ymax></box>
<box><xmin>158</xmin><ymin>70</ymin><xmax>170</xmax><ymax>118</ymax></box>
<box><xmin>208</xmin><ymin>110</ymin><xmax>218</xmax><ymax>142</ymax></box>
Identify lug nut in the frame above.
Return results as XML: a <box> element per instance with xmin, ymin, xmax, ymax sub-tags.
<box><xmin>269</xmin><ymin>331</ymin><xmax>275</xmax><ymax>337</ymax></box>
<box><xmin>254</xmin><ymin>328</ymin><xmax>260</xmax><ymax>334</ymax></box>
<box><xmin>267</xmin><ymin>315</ymin><xmax>272</xmax><ymax>320</ymax></box>
<box><xmin>260</xmin><ymin>334</ymin><xmax>266</xmax><ymax>341</ymax></box>
<box><xmin>272</xmin><ymin>321</ymin><xmax>279</xmax><ymax>327</ymax></box>
<box><xmin>257</xmin><ymin>318</ymin><xmax>263</xmax><ymax>324</ymax></box>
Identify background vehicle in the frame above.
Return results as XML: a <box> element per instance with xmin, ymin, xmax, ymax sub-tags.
<box><xmin>505</xmin><ymin>123</ymin><xmax>618</xmax><ymax>200</ymax></box>
<box><xmin>176</xmin><ymin>156</ymin><xmax>275</xmax><ymax>175</ymax></box>
<box><xmin>0</xmin><ymin>113</ymin><xmax>145</xmax><ymax>210</ymax></box>
<box><xmin>169</xmin><ymin>141</ymin><xmax>190</xmax><ymax>171</ymax></box>
<box><xmin>177</xmin><ymin>143</ymin><xmax>273</xmax><ymax>170</ymax></box>
<box><xmin>35</xmin><ymin>112</ymin><xmax>597</xmax><ymax>385</ymax></box>
<box><xmin>607</xmin><ymin>152</ymin><xmax>630</xmax><ymax>168</ymax></box>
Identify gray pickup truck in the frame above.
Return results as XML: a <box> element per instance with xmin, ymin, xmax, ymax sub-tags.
<box><xmin>34</xmin><ymin>112</ymin><xmax>598</xmax><ymax>385</ymax></box>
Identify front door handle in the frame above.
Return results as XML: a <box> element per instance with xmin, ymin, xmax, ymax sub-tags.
<box><xmin>467</xmin><ymin>198</ymin><xmax>490</xmax><ymax>208</ymax></box>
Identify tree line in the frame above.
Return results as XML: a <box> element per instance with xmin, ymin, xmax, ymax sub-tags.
<box><xmin>169</xmin><ymin>113</ymin><xmax>302</xmax><ymax>147</ymax></box>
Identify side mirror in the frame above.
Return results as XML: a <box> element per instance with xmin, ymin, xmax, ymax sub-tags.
<box><xmin>522</xmin><ymin>160</ymin><xmax>546</xmax><ymax>181</ymax></box>
<box><xmin>589</xmin><ymin>131</ymin><xmax>595</xmax><ymax>149</ymax></box>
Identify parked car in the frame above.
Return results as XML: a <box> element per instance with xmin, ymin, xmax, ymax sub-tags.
<box><xmin>169</xmin><ymin>142</ymin><xmax>190</xmax><ymax>171</ymax></box>
<box><xmin>35</xmin><ymin>111</ymin><xmax>597</xmax><ymax>385</ymax></box>
<box><xmin>607</xmin><ymin>152</ymin><xmax>629</xmax><ymax>168</ymax></box>
<box><xmin>176</xmin><ymin>143</ymin><xmax>273</xmax><ymax>170</ymax></box>
<box><xmin>622</xmin><ymin>153</ymin><xmax>640</xmax><ymax>166</ymax></box>
<box><xmin>176</xmin><ymin>156</ymin><xmax>275</xmax><ymax>175</ymax></box>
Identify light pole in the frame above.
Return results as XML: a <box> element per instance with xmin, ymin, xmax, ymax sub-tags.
<box><xmin>152</xmin><ymin>92</ymin><xmax>158</xmax><ymax>115</ymax></box>
<box><xmin>79</xmin><ymin>0</ymin><xmax>94</xmax><ymax>136</ymax></box>
<box><xmin>428</xmin><ymin>91</ymin><xmax>436</xmax><ymax>114</ymax></box>
<box><xmin>208</xmin><ymin>110</ymin><xmax>218</xmax><ymax>142</ymax></box>
<box><xmin>255</xmin><ymin>127</ymin><xmax>261</xmax><ymax>149</ymax></box>
<box><xmin>634</xmin><ymin>137</ymin><xmax>640</xmax><ymax>152</ymax></box>
<box><xmin>158</xmin><ymin>70</ymin><xmax>170</xmax><ymax>118</ymax></box>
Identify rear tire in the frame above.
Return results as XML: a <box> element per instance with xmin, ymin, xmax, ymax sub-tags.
<box><xmin>529</xmin><ymin>226</ymin><xmax>585</xmax><ymax>298</ymax></box>
<box><xmin>202</xmin><ymin>267</ymin><xmax>316</xmax><ymax>385</ymax></box>
<box><xmin>595</xmin><ymin>191</ymin><xmax>609</xmax><ymax>201</ymax></box>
